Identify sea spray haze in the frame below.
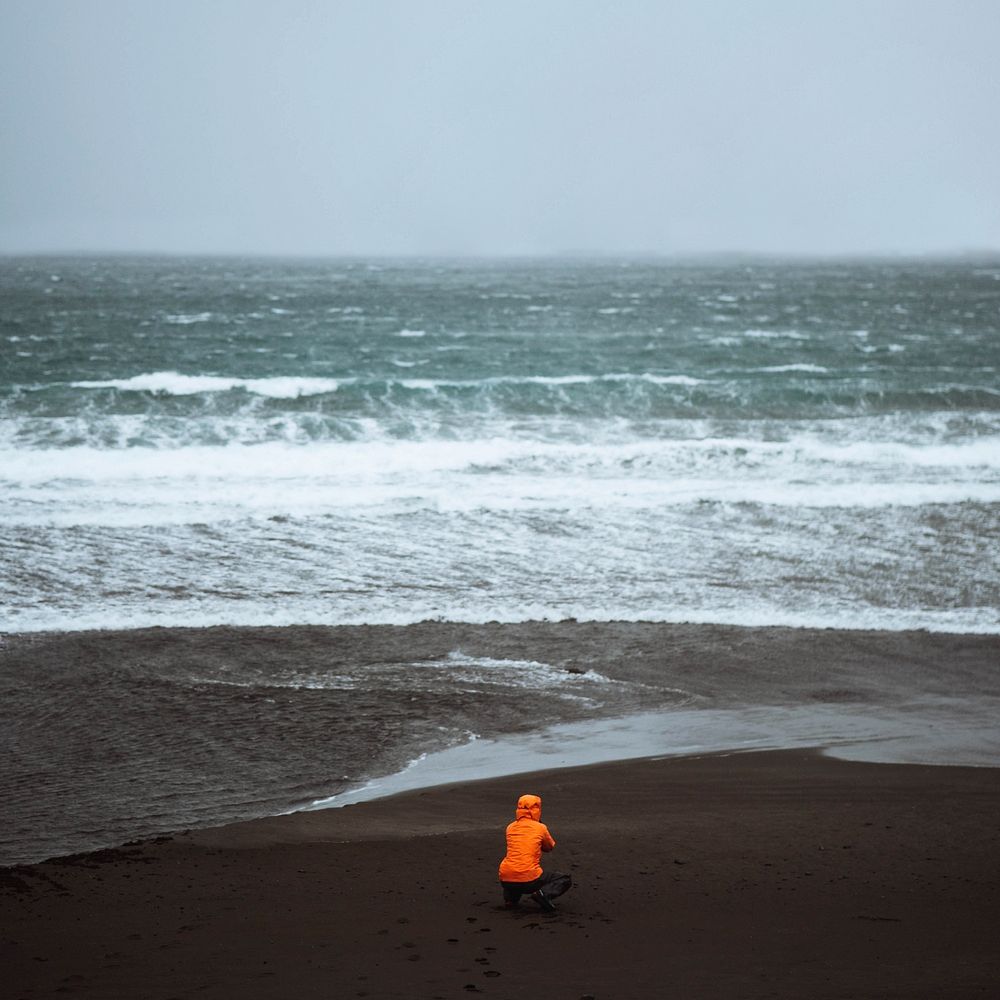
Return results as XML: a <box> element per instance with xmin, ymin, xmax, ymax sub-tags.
<box><xmin>2</xmin><ymin>255</ymin><xmax>999</xmax><ymax>634</ymax></box>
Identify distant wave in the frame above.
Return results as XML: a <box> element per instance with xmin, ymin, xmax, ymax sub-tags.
<box><xmin>64</xmin><ymin>370</ymin><xmax>708</xmax><ymax>397</ymax></box>
<box><xmin>396</xmin><ymin>373</ymin><xmax>708</xmax><ymax>389</ymax></box>
<box><xmin>755</xmin><ymin>364</ymin><xmax>830</xmax><ymax>374</ymax></box>
<box><xmin>48</xmin><ymin>372</ymin><xmax>1000</xmax><ymax>409</ymax></box>
<box><xmin>3</xmin><ymin>415</ymin><xmax>999</xmax><ymax>468</ymax></box>
<box><xmin>741</xmin><ymin>329</ymin><xmax>811</xmax><ymax>341</ymax></box>
<box><xmin>71</xmin><ymin>372</ymin><xmax>342</xmax><ymax>398</ymax></box>
<box><xmin>163</xmin><ymin>313</ymin><xmax>214</xmax><ymax>325</ymax></box>
<box><xmin>5</xmin><ymin>602</ymin><xmax>998</xmax><ymax>636</ymax></box>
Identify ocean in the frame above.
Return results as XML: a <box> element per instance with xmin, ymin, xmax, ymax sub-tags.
<box><xmin>4</xmin><ymin>255</ymin><xmax>999</xmax><ymax>634</ymax></box>
<box><xmin>2</xmin><ymin>255</ymin><xmax>999</xmax><ymax>864</ymax></box>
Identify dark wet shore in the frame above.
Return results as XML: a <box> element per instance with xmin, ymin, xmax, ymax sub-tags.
<box><xmin>4</xmin><ymin>621</ymin><xmax>999</xmax><ymax>865</ymax></box>
<box><xmin>4</xmin><ymin>749</ymin><xmax>1000</xmax><ymax>999</ymax></box>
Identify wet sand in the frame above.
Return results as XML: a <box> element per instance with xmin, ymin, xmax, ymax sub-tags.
<box><xmin>4</xmin><ymin>749</ymin><xmax>999</xmax><ymax>999</ymax></box>
<box><xmin>5</xmin><ymin>621</ymin><xmax>1000</xmax><ymax>867</ymax></box>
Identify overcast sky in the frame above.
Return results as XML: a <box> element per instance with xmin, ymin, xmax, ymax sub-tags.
<box><xmin>2</xmin><ymin>0</ymin><xmax>998</xmax><ymax>256</ymax></box>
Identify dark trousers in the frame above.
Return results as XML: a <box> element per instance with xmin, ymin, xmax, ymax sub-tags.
<box><xmin>500</xmin><ymin>870</ymin><xmax>572</xmax><ymax>904</ymax></box>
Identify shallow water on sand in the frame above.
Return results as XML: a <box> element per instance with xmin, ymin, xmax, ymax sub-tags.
<box><xmin>3</xmin><ymin>622</ymin><xmax>997</xmax><ymax>865</ymax></box>
<box><xmin>317</xmin><ymin>701</ymin><xmax>1000</xmax><ymax>812</ymax></box>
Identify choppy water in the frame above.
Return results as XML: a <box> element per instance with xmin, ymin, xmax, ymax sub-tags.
<box><xmin>2</xmin><ymin>255</ymin><xmax>999</xmax><ymax>633</ymax></box>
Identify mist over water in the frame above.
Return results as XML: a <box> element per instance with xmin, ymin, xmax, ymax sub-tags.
<box><xmin>2</xmin><ymin>255</ymin><xmax>999</xmax><ymax>634</ymax></box>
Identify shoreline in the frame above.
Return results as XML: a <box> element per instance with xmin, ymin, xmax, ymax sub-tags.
<box><xmin>4</xmin><ymin>620</ymin><xmax>999</xmax><ymax>867</ymax></box>
<box><xmin>5</xmin><ymin>611</ymin><xmax>1000</xmax><ymax>638</ymax></box>
<box><xmin>309</xmin><ymin>701</ymin><xmax>1000</xmax><ymax>815</ymax></box>
<box><xmin>5</xmin><ymin>748</ymin><xmax>999</xmax><ymax>999</ymax></box>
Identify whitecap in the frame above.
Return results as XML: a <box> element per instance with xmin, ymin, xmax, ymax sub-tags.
<box><xmin>164</xmin><ymin>312</ymin><xmax>213</xmax><ymax>325</ymax></box>
<box><xmin>638</xmin><ymin>374</ymin><xmax>704</xmax><ymax>386</ymax></box>
<box><xmin>756</xmin><ymin>364</ymin><xmax>829</xmax><ymax>374</ymax></box>
<box><xmin>742</xmin><ymin>329</ymin><xmax>810</xmax><ymax>341</ymax></box>
<box><xmin>382</xmin><ymin>373</ymin><xmax>705</xmax><ymax>390</ymax></box>
<box><xmin>70</xmin><ymin>371</ymin><xmax>340</xmax><ymax>398</ymax></box>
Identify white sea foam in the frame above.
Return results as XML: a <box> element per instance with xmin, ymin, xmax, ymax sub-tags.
<box><xmin>5</xmin><ymin>425</ymin><xmax>996</xmax><ymax>633</ymax></box>
<box><xmin>178</xmin><ymin>653</ymin><xmax>624</xmax><ymax>710</ymax></box>
<box><xmin>2</xmin><ymin>432</ymin><xmax>998</xmax><ymax>524</ymax></box>
<box><xmin>393</xmin><ymin>372</ymin><xmax>707</xmax><ymax>389</ymax></box>
<box><xmin>435</xmin><ymin>651</ymin><xmax>618</xmax><ymax>692</ymax></box>
<box><xmin>796</xmin><ymin>436</ymin><xmax>1000</xmax><ymax>468</ymax></box>
<box><xmin>70</xmin><ymin>372</ymin><xmax>341</xmax><ymax>397</ymax></box>
<box><xmin>742</xmin><ymin>329</ymin><xmax>810</xmax><ymax>340</ymax></box>
<box><xmin>6</xmin><ymin>602</ymin><xmax>998</xmax><ymax>637</ymax></box>
<box><xmin>6</xmin><ymin>476</ymin><xmax>998</xmax><ymax>528</ymax></box>
<box><xmin>756</xmin><ymin>364</ymin><xmax>829</xmax><ymax>374</ymax></box>
<box><xmin>61</xmin><ymin>370</ymin><xmax>711</xmax><ymax>397</ymax></box>
<box><xmin>4</xmin><ymin>429</ymin><xmax>997</xmax><ymax>482</ymax></box>
<box><xmin>631</xmin><ymin>373</ymin><xmax>705</xmax><ymax>386</ymax></box>
<box><xmin>164</xmin><ymin>312</ymin><xmax>213</xmax><ymax>325</ymax></box>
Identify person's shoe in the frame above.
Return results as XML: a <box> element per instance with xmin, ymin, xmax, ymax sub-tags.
<box><xmin>531</xmin><ymin>890</ymin><xmax>556</xmax><ymax>912</ymax></box>
<box><xmin>503</xmin><ymin>898</ymin><xmax>520</xmax><ymax>909</ymax></box>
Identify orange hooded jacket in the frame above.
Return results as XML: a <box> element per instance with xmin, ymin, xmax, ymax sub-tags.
<box><xmin>498</xmin><ymin>794</ymin><xmax>555</xmax><ymax>883</ymax></box>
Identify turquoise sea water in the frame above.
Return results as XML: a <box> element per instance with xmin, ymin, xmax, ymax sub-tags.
<box><xmin>2</xmin><ymin>255</ymin><xmax>998</xmax><ymax>633</ymax></box>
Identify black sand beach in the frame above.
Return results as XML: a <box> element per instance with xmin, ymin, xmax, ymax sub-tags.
<box><xmin>4</xmin><ymin>749</ymin><xmax>999</xmax><ymax>999</ymax></box>
<box><xmin>3</xmin><ymin>622</ymin><xmax>1000</xmax><ymax>997</ymax></box>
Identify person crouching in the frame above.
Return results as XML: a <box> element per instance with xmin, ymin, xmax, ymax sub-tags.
<box><xmin>498</xmin><ymin>793</ymin><xmax>572</xmax><ymax>912</ymax></box>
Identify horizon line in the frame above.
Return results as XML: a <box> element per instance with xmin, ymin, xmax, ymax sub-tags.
<box><xmin>3</xmin><ymin>247</ymin><xmax>1000</xmax><ymax>263</ymax></box>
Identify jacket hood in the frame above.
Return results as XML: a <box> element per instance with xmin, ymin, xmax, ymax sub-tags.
<box><xmin>515</xmin><ymin>794</ymin><xmax>542</xmax><ymax>821</ymax></box>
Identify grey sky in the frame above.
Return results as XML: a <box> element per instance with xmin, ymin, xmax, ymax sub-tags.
<box><xmin>2</xmin><ymin>0</ymin><xmax>998</xmax><ymax>256</ymax></box>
